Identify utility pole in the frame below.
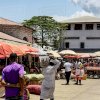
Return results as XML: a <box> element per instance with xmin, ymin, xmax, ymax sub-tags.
<box><xmin>41</xmin><ymin>29</ymin><xmax>44</xmax><ymax>48</ymax></box>
<box><xmin>41</xmin><ymin>16</ymin><xmax>46</xmax><ymax>48</ymax></box>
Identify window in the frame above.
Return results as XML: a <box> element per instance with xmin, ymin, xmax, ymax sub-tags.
<box><xmin>97</xmin><ymin>24</ymin><xmax>100</xmax><ymax>30</ymax></box>
<box><xmin>85</xmin><ymin>24</ymin><xmax>93</xmax><ymax>30</ymax></box>
<box><xmin>80</xmin><ymin>42</ymin><xmax>84</xmax><ymax>48</ymax></box>
<box><xmin>86</xmin><ymin>37</ymin><xmax>100</xmax><ymax>39</ymax></box>
<box><xmin>66</xmin><ymin>24</ymin><xmax>71</xmax><ymax>30</ymax></box>
<box><xmin>23</xmin><ymin>37</ymin><xmax>28</xmax><ymax>42</ymax></box>
<box><xmin>65</xmin><ymin>37</ymin><xmax>79</xmax><ymax>39</ymax></box>
<box><xmin>74</xmin><ymin>24</ymin><xmax>82</xmax><ymax>30</ymax></box>
<box><xmin>65</xmin><ymin>42</ymin><xmax>69</xmax><ymax>48</ymax></box>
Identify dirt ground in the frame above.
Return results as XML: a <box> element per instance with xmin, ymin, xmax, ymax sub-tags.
<box><xmin>30</xmin><ymin>79</ymin><xmax>100</xmax><ymax>100</ymax></box>
<box><xmin>0</xmin><ymin>79</ymin><xmax>100</xmax><ymax>100</ymax></box>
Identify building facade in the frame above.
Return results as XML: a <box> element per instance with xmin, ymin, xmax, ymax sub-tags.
<box><xmin>0</xmin><ymin>18</ymin><xmax>34</xmax><ymax>43</ymax></box>
<box><xmin>61</xmin><ymin>16</ymin><xmax>100</xmax><ymax>52</ymax></box>
<box><xmin>0</xmin><ymin>32</ymin><xmax>31</xmax><ymax>45</ymax></box>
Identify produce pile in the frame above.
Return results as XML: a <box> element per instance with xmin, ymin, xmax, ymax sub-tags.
<box><xmin>0</xmin><ymin>76</ymin><xmax>2</xmax><ymax>88</ymax></box>
<box><xmin>0</xmin><ymin>76</ymin><xmax>1</xmax><ymax>82</ymax></box>
<box><xmin>25</xmin><ymin>74</ymin><xmax>44</xmax><ymax>85</ymax></box>
<box><xmin>27</xmin><ymin>85</ymin><xmax>41</xmax><ymax>95</ymax></box>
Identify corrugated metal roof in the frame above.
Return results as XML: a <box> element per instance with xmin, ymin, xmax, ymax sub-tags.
<box><xmin>0</xmin><ymin>17</ymin><xmax>22</xmax><ymax>26</ymax></box>
<box><xmin>62</xmin><ymin>16</ymin><xmax>100</xmax><ymax>23</ymax></box>
<box><xmin>0</xmin><ymin>32</ymin><xmax>31</xmax><ymax>45</ymax></box>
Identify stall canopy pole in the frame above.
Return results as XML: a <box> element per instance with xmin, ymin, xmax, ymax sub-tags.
<box><xmin>5</xmin><ymin>57</ymin><xmax>7</xmax><ymax>66</ymax></box>
<box><xmin>34</xmin><ymin>55</ymin><xmax>35</xmax><ymax>67</ymax></box>
<box><xmin>28</xmin><ymin>54</ymin><xmax>32</xmax><ymax>69</ymax></box>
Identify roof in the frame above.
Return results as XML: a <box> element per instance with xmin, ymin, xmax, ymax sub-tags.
<box><xmin>0</xmin><ymin>32</ymin><xmax>31</xmax><ymax>45</ymax></box>
<box><xmin>0</xmin><ymin>17</ymin><xmax>35</xmax><ymax>31</ymax></box>
<box><xmin>62</xmin><ymin>16</ymin><xmax>100</xmax><ymax>23</ymax></box>
<box><xmin>0</xmin><ymin>17</ymin><xmax>22</xmax><ymax>26</ymax></box>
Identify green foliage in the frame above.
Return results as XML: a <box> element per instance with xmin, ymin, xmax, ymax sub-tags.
<box><xmin>23</xmin><ymin>16</ymin><xmax>57</xmax><ymax>30</ymax></box>
<box><xmin>53</xmin><ymin>38</ymin><xmax>59</xmax><ymax>49</ymax></box>
<box><xmin>22</xmin><ymin>16</ymin><xmax>67</xmax><ymax>49</ymax></box>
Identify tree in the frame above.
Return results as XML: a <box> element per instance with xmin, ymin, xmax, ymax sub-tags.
<box><xmin>56</xmin><ymin>23</ymin><xmax>68</xmax><ymax>50</ymax></box>
<box><xmin>23</xmin><ymin>16</ymin><xmax>67</xmax><ymax>49</ymax></box>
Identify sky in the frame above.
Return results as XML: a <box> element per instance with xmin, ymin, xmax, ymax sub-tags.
<box><xmin>0</xmin><ymin>0</ymin><xmax>99</xmax><ymax>22</ymax></box>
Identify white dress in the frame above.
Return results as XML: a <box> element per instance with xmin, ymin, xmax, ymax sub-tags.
<box><xmin>40</xmin><ymin>59</ymin><xmax>61</xmax><ymax>99</ymax></box>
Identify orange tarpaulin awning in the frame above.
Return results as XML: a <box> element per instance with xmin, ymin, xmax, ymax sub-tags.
<box><xmin>9</xmin><ymin>44</ymin><xmax>25</xmax><ymax>56</ymax></box>
<box><xmin>0</xmin><ymin>42</ymin><xmax>39</xmax><ymax>58</ymax></box>
<box><xmin>0</xmin><ymin>42</ymin><xmax>12</xmax><ymax>58</ymax></box>
<box><xmin>18</xmin><ymin>45</ymin><xmax>39</xmax><ymax>54</ymax></box>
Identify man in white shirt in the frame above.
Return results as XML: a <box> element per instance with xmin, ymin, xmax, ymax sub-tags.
<box><xmin>64</xmin><ymin>59</ymin><xmax>73</xmax><ymax>85</ymax></box>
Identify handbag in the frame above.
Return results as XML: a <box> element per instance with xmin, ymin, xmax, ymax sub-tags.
<box><xmin>82</xmin><ymin>74</ymin><xmax>87</xmax><ymax>80</ymax></box>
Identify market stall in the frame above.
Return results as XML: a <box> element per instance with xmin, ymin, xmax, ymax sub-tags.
<box><xmin>86</xmin><ymin>67</ymin><xmax>100</xmax><ymax>78</ymax></box>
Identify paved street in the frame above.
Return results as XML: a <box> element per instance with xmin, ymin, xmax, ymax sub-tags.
<box><xmin>0</xmin><ymin>79</ymin><xmax>100</xmax><ymax>100</ymax></box>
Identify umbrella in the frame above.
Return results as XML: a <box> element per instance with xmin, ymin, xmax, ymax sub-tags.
<box><xmin>59</xmin><ymin>50</ymin><xmax>76</xmax><ymax>55</ymax></box>
<box><xmin>0</xmin><ymin>42</ymin><xmax>12</xmax><ymax>58</ymax></box>
<box><xmin>94</xmin><ymin>51</ymin><xmax>100</xmax><ymax>57</ymax></box>
<box><xmin>63</xmin><ymin>55</ymin><xmax>80</xmax><ymax>59</ymax></box>
<box><xmin>77</xmin><ymin>53</ymin><xmax>90</xmax><ymax>58</ymax></box>
<box><xmin>47</xmin><ymin>50</ymin><xmax>61</xmax><ymax>58</ymax></box>
<box><xmin>89</xmin><ymin>53</ymin><xmax>96</xmax><ymax>58</ymax></box>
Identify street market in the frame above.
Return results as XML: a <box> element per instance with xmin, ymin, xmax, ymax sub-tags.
<box><xmin>0</xmin><ymin>1</ymin><xmax>100</xmax><ymax>100</ymax></box>
<box><xmin>0</xmin><ymin>42</ymin><xmax>100</xmax><ymax>99</ymax></box>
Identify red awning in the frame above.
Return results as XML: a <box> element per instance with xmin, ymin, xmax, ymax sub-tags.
<box><xmin>9</xmin><ymin>44</ymin><xmax>25</xmax><ymax>56</ymax></box>
<box><xmin>63</xmin><ymin>55</ymin><xmax>81</xmax><ymax>59</ymax></box>
<box><xmin>0</xmin><ymin>42</ymin><xmax>12</xmax><ymax>58</ymax></box>
<box><xmin>18</xmin><ymin>45</ymin><xmax>39</xmax><ymax>54</ymax></box>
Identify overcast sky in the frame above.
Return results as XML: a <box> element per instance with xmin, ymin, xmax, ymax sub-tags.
<box><xmin>0</xmin><ymin>0</ymin><xmax>99</xmax><ymax>22</ymax></box>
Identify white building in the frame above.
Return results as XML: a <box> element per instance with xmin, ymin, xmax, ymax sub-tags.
<box><xmin>61</xmin><ymin>16</ymin><xmax>100</xmax><ymax>52</ymax></box>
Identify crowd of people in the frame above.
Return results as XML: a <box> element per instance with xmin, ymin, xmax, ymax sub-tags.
<box><xmin>57</xmin><ymin>58</ymin><xmax>100</xmax><ymax>81</ymax></box>
<box><xmin>0</xmin><ymin>53</ymin><xmax>61</xmax><ymax>100</ymax></box>
<box><xmin>2</xmin><ymin>52</ymin><xmax>100</xmax><ymax>100</ymax></box>
<box><xmin>62</xmin><ymin>59</ymin><xmax>85</xmax><ymax>85</ymax></box>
